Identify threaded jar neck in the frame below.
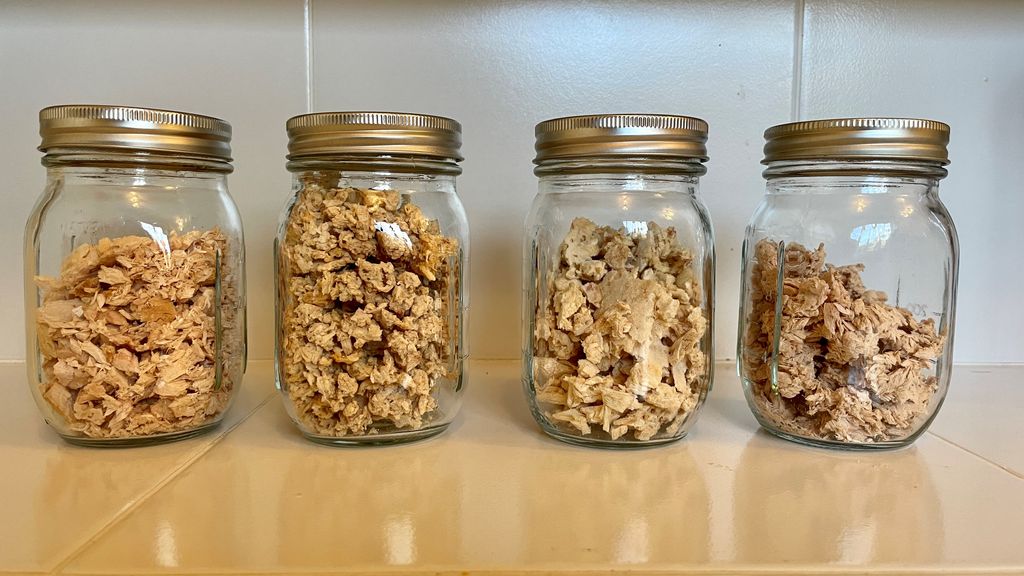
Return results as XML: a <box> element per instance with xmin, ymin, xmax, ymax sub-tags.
<box><xmin>535</xmin><ymin>157</ymin><xmax>707</xmax><ymax>177</ymax></box>
<box><xmin>42</xmin><ymin>148</ymin><xmax>233</xmax><ymax>174</ymax></box>
<box><xmin>763</xmin><ymin>159</ymin><xmax>947</xmax><ymax>180</ymax></box>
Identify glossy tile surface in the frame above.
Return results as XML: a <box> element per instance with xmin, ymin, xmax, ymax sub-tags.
<box><xmin>800</xmin><ymin>0</ymin><xmax>1024</xmax><ymax>363</ymax></box>
<box><xmin>0</xmin><ymin>0</ymin><xmax>305</xmax><ymax>362</ymax></box>
<box><xmin>930</xmin><ymin>365</ymin><xmax>1024</xmax><ymax>478</ymax></box>
<box><xmin>312</xmin><ymin>0</ymin><xmax>796</xmax><ymax>361</ymax></box>
<box><xmin>60</xmin><ymin>361</ymin><xmax>1024</xmax><ymax>574</ymax></box>
<box><xmin>0</xmin><ymin>361</ymin><xmax>275</xmax><ymax>574</ymax></box>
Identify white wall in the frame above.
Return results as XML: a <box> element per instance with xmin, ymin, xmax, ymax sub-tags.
<box><xmin>2</xmin><ymin>0</ymin><xmax>1021</xmax><ymax>363</ymax></box>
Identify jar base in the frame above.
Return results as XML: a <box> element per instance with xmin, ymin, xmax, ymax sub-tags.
<box><xmin>300</xmin><ymin>422</ymin><xmax>451</xmax><ymax>447</ymax></box>
<box><xmin>57</xmin><ymin>420</ymin><xmax>222</xmax><ymax>448</ymax></box>
<box><xmin>758</xmin><ymin>424</ymin><xmax>918</xmax><ymax>451</ymax></box>
<box><xmin>539</xmin><ymin>426</ymin><xmax>687</xmax><ymax>450</ymax></box>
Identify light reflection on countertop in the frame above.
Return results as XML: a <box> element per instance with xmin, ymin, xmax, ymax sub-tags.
<box><xmin>512</xmin><ymin>443</ymin><xmax>710</xmax><ymax>565</ymax></box>
<box><xmin>734</xmin><ymin>432</ymin><xmax>942</xmax><ymax>565</ymax></box>
<box><xmin>1</xmin><ymin>361</ymin><xmax>1022</xmax><ymax>574</ymax></box>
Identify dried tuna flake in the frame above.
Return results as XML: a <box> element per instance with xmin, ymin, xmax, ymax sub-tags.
<box><xmin>742</xmin><ymin>239</ymin><xmax>945</xmax><ymax>443</ymax></box>
<box><xmin>281</xmin><ymin>182</ymin><xmax>459</xmax><ymax>437</ymax></box>
<box><xmin>34</xmin><ymin>229</ymin><xmax>239</xmax><ymax>439</ymax></box>
<box><xmin>534</xmin><ymin>217</ymin><xmax>707</xmax><ymax>441</ymax></box>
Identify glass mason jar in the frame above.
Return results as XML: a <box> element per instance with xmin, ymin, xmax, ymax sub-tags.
<box><xmin>739</xmin><ymin>118</ymin><xmax>958</xmax><ymax>449</ymax></box>
<box><xmin>524</xmin><ymin>114</ymin><xmax>715</xmax><ymax>448</ymax></box>
<box><xmin>277</xmin><ymin>112</ymin><xmax>469</xmax><ymax>445</ymax></box>
<box><xmin>25</xmin><ymin>105</ymin><xmax>246</xmax><ymax>447</ymax></box>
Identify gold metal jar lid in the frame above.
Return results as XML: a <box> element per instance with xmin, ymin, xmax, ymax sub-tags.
<box><xmin>762</xmin><ymin>117</ymin><xmax>950</xmax><ymax>165</ymax></box>
<box><xmin>39</xmin><ymin>104</ymin><xmax>232</xmax><ymax>163</ymax></box>
<box><xmin>533</xmin><ymin>114</ymin><xmax>709</xmax><ymax>164</ymax></box>
<box><xmin>286</xmin><ymin>111</ymin><xmax>463</xmax><ymax>162</ymax></box>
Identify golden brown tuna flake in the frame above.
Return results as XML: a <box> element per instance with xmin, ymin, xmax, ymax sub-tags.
<box><xmin>281</xmin><ymin>183</ymin><xmax>459</xmax><ymax>436</ymax></box>
<box><xmin>533</xmin><ymin>217</ymin><xmax>708</xmax><ymax>441</ymax></box>
<box><xmin>743</xmin><ymin>239</ymin><xmax>945</xmax><ymax>443</ymax></box>
<box><xmin>36</xmin><ymin>230</ymin><xmax>237</xmax><ymax>438</ymax></box>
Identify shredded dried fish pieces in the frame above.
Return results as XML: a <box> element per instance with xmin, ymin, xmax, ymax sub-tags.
<box><xmin>35</xmin><ymin>230</ymin><xmax>238</xmax><ymax>438</ymax></box>
<box><xmin>533</xmin><ymin>217</ymin><xmax>708</xmax><ymax>442</ymax></box>
<box><xmin>742</xmin><ymin>239</ymin><xmax>945</xmax><ymax>443</ymax></box>
<box><xmin>281</xmin><ymin>182</ymin><xmax>459</xmax><ymax>436</ymax></box>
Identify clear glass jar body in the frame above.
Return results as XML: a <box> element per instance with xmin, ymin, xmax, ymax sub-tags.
<box><xmin>738</xmin><ymin>160</ymin><xmax>958</xmax><ymax>449</ymax></box>
<box><xmin>24</xmin><ymin>153</ymin><xmax>246</xmax><ymax>447</ymax></box>
<box><xmin>276</xmin><ymin>159</ymin><xmax>469</xmax><ymax>445</ymax></box>
<box><xmin>524</xmin><ymin>160</ymin><xmax>715</xmax><ymax>447</ymax></box>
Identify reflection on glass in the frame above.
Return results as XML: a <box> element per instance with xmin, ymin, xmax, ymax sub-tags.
<box><xmin>621</xmin><ymin>220</ymin><xmax>648</xmax><ymax>237</ymax></box>
<box><xmin>139</xmin><ymin>221</ymin><xmax>171</xmax><ymax>263</ymax></box>
<box><xmin>849</xmin><ymin>222</ymin><xmax>893</xmax><ymax>249</ymax></box>
<box><xmin>374</xmin><ymin>220</ymin><xmax>413</xmax><ymax>249</ymax></box>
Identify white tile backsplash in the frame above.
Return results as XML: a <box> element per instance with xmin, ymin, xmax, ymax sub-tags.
<box><xmin>1</xmin><ymin>0</ymin><xmax>1020</xmax><ymax>363</ymax></box>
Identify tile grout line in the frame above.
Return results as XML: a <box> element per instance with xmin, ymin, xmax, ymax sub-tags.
<box><xmin>304</xmin><ymin>0</ymin><xmax>315</xmax><ymax>113</ymax></box>
<box><xmin>48</xmin><ymin>391</ymin><xmax>278</xmax><ymax>576</ymax></box>
<box><xmin>926</xmin><ymin>430</ymin><xmax>1024</xmax><ymax>482</ymax></box>
<box><xmin>790</xmin><ymin>0</ymin><xmax>806</xmax><ymax>121</ymax></box>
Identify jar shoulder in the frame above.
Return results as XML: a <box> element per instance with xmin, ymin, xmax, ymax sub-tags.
<box><xmin>747</xmin><ymin>189</ymin><xmax>955</xmax><ymax>242</ymax></box>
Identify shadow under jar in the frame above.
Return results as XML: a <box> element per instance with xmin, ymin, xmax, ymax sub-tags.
<box><xmin>276</xmin><ymin>112</ymin><xmax>469</xmax><ymax>446</ymax></box>
<box><xmin>524</xmin><ymin>114</ymin><xmax>716</xmax><ymax>448</ymax></box>
<box><xmin>25</xmin><ymin>105</ymin><xmax>246</xmax><ymax>447</ymax></box>
<box><xmin>738</xmin><ymin>118</ymin><xmax>959</xmax><ymax>450</ymax></box>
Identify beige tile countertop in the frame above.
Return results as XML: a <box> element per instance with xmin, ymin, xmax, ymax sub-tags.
<box><xmin>2</xmin><ymin>360</ymin><xmax>1022</xmax><ymax>575</ymax></box>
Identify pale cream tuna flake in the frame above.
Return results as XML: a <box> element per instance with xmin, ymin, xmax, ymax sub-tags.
<box><xmin>533</xmin><ymin>217</ymin><xmax>708</xmax><ymax>442</ymax></box>
<box><xmin>742</xmin><ymin>239</ymin><xmax>945</xmax><ymax>443</ymax></box>
<box><xmin>280</xmin><ymin>182</ymin><xmax>459</xmax><ymax>436</ymax></box>
<box><xmin>35</xmin><ymin>230</ymin><xmax>238</xmax><ymax>439</ymax></box>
